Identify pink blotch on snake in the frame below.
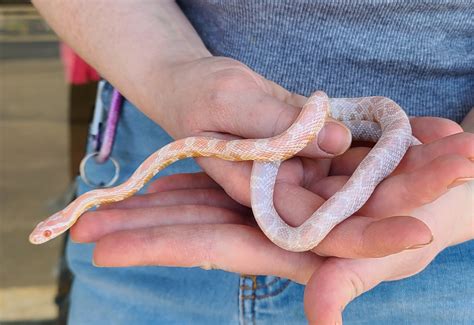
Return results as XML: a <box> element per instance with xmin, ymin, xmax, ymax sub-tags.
<box><xmin>29</xmin><ymin>91</ymin><xmax>420</xmax><ymax>252</ymax></box>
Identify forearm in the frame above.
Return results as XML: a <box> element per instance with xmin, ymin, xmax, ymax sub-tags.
<box><xmin>32</xmin><ymin>0</ymin><xmax>211</xmax><ymax>123</ymax></box>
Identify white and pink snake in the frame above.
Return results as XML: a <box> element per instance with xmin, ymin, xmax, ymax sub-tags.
<box><xmin>29</xmin><ymin>91</ymin><xmax>419</xmax><ymax>251</ymax></box>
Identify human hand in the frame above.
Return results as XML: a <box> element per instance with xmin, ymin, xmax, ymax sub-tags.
<box><xmin>71</xmin><ymin>173</ymin><xmax>473</xmax><ymax>324</ymax></box>
<box><xmin>70</xmin><ymin>118</ymin><xmax>473</xmax><ymax>323</ymax></box>
<box><xmin>155</xmin><ymin>55</ymin><xmax>351</xmax><ymax>199</ymax></box>
<box><xmin>302</xmin><ymin>119</ymin><xmax>473</xmax><ymax>323</ymax></box>
<box><xmin>70</xmin><ymin>117</ymin><xmax>473</xmax><ymax>261</ymax></box>
<box><xmin>304</xmin><ymin>178</ymin><xmax>473</xmax><ymax>324</ymax></box>
<box><xmin>159</xmin><ymin>68</ymin><xmax>474</xmax><ymax>259</ymax></box>
<box><xmin>153</xmin><ymin>56</ymin><xmax>383</xmax><ymax>257</ymax></box>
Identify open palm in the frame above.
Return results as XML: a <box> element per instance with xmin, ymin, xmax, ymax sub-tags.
<box><xmin>70</xmin><ymin>118</ymin><xmax>473</xmax><ymax>323</ymax></box>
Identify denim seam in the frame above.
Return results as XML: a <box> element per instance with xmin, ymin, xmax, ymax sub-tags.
<box><xmin>241</xmin><ymin>279</ymin><xmax>291</xmax><ymax>300</ymax></box>
<box><xmin>239</xmin><ymin>275</ymin><xmax>256</xmax><ymax>325</ymax></box>
<box><xmin>239</xmin><ymin>276</ymin><xmax>281</xmax><ymax>290</ymax></box>
<box><xmin>239</xmin><ymin>276</ymin><xmax>244</xmax><ymax>325</ymax></box>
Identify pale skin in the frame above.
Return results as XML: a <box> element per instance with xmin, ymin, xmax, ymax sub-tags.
<box><xmin>33</xmin><ymin>0</ymin><xmax>474</xmax><ymax>323</ymax></box>
<box><xmin>72</xmin><ymin>121</ymin><xmax>473</xmax><ymax>324</ymax></box>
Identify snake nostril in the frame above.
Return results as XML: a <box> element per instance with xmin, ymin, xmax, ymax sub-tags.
<box><xmin>43</xmin><ymin>230</ymin><xmax>52</xmax><ymax>238</ymax></box>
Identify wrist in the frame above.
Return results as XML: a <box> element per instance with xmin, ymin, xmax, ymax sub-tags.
<box><xmin>33</xmin><ymin>0</ymin><xmax>212</xmax><ymax>130</ymax></box>
<box><xmin>138</xmin><ymin>48</ymin><xmax>212</xmax><ymax>127</ymax></box>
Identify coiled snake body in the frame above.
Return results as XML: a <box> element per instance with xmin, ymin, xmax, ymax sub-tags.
<box><xmin>29</xmin><ymin>91</ymin><xmax>418</xmax><ymax>251</ymax></box>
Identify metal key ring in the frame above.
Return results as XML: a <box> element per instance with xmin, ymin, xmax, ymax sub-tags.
<box><xmin>79</xmin><ymin>152</ymin><xmax>120</xmax><ymax>188</ymax></box>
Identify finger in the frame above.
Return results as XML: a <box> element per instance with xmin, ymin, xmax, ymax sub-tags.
<box><xmin>330</xmin><ymin>132</ymin><xmax>474</xmax><ymax>176</ymax></box>
<box><xmin>196</xmin><ymin>154</ymin><xmax>328</xmax><ymax>208</ymax></box>
<box><xmin>98</xmin><ymin>188</ymin><xmax>250</xmax><ymax>214</ymax></box>
<box><xmin>300</xmin><ymin>157</ymin><xmax>333</xmax><ymax>187</ymax></box>
<box><xmin>273</xmin><ymin>181</ymin><xmax>324</xmax><ymax>226</ymax></box>
<box><xmin>361</xmin><ymin>154</ymin><xmax>474</xmax><ymax>217</ymax></box>
<box><xmin>313</xmin><ymin>153</ymin><xmax>474</xmax><ymax>219</ymax></box>
<box><xmin>147</xmin><ymin>172</ymin><xmax>220</xmax><ymax>193</ymax></box>
<box><xmin>305</xmin><ymin>175</ymin><xmax>434</xmax><ymax>257</ymax></box>
<box><xmin>207</xmin><ymin>89</ymin><xmax>351</xmax><ymax>157</ymax></box>
<box><xmin>71</xmin><ymin>205</ymin><xmax>254</xmax><ymax>243</ymax></box>
<box><xmin>304</xmin><ymin>258</ymin><xmax>387</xmax><ymax>325</ymax></box>
<box><xmin>307</xmin><ymin>175</ymin><xmax>349</xmax><ymax>198</ymax></box>
<box><xmin>395</xmin><ymin>132</ymin><xmax>474</xmax><ymax>173</ymax></box>
<box><xmin>304</xmin><ymin>244</ymin><xmax>437</xmax><ymax>324</ymax></box>
<box><xmin>93</xmin><ymin>224</ymin><xmax>323</xmax><ymax>284</ymax></box>
<box><xmin>314</xmin><ymin>216</ymin><xmax>433</xmax><ymax>258</ymax></box>
<box><xmin>273</xmin><ymin>180</ymin><xmax>433</xmax><ymax>258</ymax></box>
<box><xmin>410</xmin><ymin>117</ymin><xmax>463</xmax><ymax>143</ymax></box>
<box><xmin>329</xmin><ymin>147</ymin><xmax>370</xmax><ymax>176</ymax></box>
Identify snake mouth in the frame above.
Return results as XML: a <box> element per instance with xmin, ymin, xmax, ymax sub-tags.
<box><xmin>28</xmin><ymin>222</ymin><xmax>51</xmax><ymax>245</ymax></box>
<box><xmin>29</xmin><ymin>233</ymin><xmax>45</xmax><ymax>245</ymax></box>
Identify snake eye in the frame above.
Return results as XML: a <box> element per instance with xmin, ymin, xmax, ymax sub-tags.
<box><xmin>43</xmin><ymin>230</ymin><xmax>52</xmax><ymax>238</ymax></box>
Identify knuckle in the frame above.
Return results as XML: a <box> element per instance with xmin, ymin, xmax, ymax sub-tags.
<box><xmin>196</xmin><ymin>227</ymin><xmax>218</xmax><ymax>268</ymax></box>
<box><xmin>206</xmin><ymin>62</ymin><xmax>257</xmax><ymax>103</ymax></box>
<box><xmin>197</xmin><ymin>59</ymin><xmax>263</xmax><ymax>132</ymax></box>
<box><xmin>434</xmin><ymin>154</ymin><xmax>472</xmax><ymax>178</ymax></box>
<box><xmin>457</xmin><ymin>132</ymin><xmax>474</xmax><ymax>153</ymax></box>
<box><xmin>438</xmin><ymin>118</ymin><xmax>464</xmax><ymax>135</ymax></box>
<box><xmin>392</xmin><ymin>249</ymin><xmax>437</xmax><ymax>280</ymax></box>
<box><xmin>198</xmin><ymin>188</ymin><xmax>215</xmax><ymax>203</ymax></box>
<box><xmin>135</xmin><ymin>228</ymin><xmax>161</xmax><ymax>263</ymax></box>
<box><xmin>347</xmin><ymin>271</ymin><xmax>365</xmax><ymax>301</ymax></box>
<box><xmin>400</xmin><ymin>174</ymin><xmax>432</xmax><ymax>206</ymax></box>
<box><xmin>331</xmin><ymin>260</ymin><xmax>366</xmax><ymax>301</ymax></box>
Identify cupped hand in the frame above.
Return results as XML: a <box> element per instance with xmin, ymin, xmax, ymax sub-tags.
<box><xmin>73</xmin><ymin>173</ymin><xmax>473</xmax><ymax>324</ymax></box>
<box><xmin>71</xmin><ymin>118</ymin><xmax>473</xmax><ymax>323</ymax></box>
<box><xmin>72</xmin><ymin>117</ymin><xmax>472</xmax><ymax>259</ymax></box>
<box><xmin>304</xmin><ymin>178</ymin><xmax>473</xmax><ymax>324</ymax></box>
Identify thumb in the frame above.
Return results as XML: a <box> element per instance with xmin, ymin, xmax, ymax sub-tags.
<box><xmin>208</xmin><ymin>84</ymin><xmax>351</xmax><ymax>158</ymax></box>
<box><xmin>264</xmin><ymin>81</ymin><xmax>352</xmax><ymax>158</ymax></box>
<box><xmin>304</xmin><ymin>258</ymin><xmax>386</xmax><ymax>324</ymax></box>
<box><xmin>303</xmin><ymin>246</ymin><xmax>435</xmax><ymax>325</ymax></box>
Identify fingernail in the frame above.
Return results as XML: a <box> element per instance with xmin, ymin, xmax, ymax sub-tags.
<box><xmin>406</xmin><ymin>234</ymin><xmax>434</xmax><ymax>250</ymax></box>
<box><xmin>447</xmin><ymin>177</ymin><xmax>474</xmax><ymax>189</ymax></box>
<box><xmin>318</xmin><ymin>122</ymin><xmax>352</xmax><ymax>155</ymax></box>
<box><xmin>92</xmin><ymin>258</ymin><xmax>103</xmax><ymax>267</ymax></box>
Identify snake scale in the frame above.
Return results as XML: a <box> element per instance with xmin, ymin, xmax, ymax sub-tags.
<box><xmin>29</xmin><ymin>91</ymin><xmax>419</xmax><ymax>252</ymax></box>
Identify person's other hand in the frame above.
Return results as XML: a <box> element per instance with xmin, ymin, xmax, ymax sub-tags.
<box><xmin>304</xmin><ymin>178</ymin><xmax>473</xmax><ymax>324</ymax></box>
<box><xmin>70</xmin><ymin>118</ymin><xmax>473</xmax><ymax>323</ymax></box>
<box><xmin>71</xmin><ymin>172</ymin><xmax>473</xmax><ymax>324</ymax></box>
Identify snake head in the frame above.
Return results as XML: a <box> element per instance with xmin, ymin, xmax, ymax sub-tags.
<box><xmin>29</xmin><ymin>212</ymin><xmax>63</xmax><ymax>244</ymax></box>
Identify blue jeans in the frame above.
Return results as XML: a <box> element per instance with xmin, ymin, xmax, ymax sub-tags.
<box><xmin>66</xmin><ymin>82</ymin><xmax>474</xmax><ymax>324</ymax></box>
